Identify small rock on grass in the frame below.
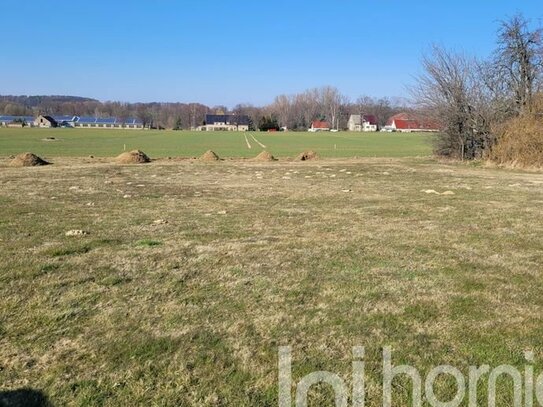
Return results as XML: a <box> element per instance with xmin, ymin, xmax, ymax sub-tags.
<box><xmin>421</xmin><ymin>189</ymin><xmax>455</xmax><ymax>196</ymax></box>
<box><xmin>65</xmin><ymin>229</ymin><xmax>89</xmax><ymax>237</ymax></box>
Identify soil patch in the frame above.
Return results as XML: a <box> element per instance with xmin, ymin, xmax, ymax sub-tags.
<box><xmin>200</xmin><ymin>150</ymin><xmax>220</xmax><ymax>161</ymax></box>
<box><xmin>9</xmin><ymin>152</ymin><xmax>50</xmax><ymax>167</ymax></box>
<box><xmin>115</xmin><ymin>150</ymin><xmax>151</xmax><ymax>164</ymax></box>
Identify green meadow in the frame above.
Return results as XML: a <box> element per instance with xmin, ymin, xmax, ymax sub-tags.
<box><xmin>0</xmin><ymin>128</ymin><xmax>433</xmax><ymax>158</ymax></box>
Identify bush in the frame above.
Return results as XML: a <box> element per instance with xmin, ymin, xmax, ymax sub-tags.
<box><xmin>491</xmin><ymin>96</ymin><xmax>543</xmax><ymax>168</ymax></box>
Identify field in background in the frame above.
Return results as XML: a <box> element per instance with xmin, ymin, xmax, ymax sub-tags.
<box><xmin>0</xmin><ymin>128</ymin><xmax>434</xmax><ymax>158</ymax></box>
<box><xmin>1</xmin><ymin>157</ymin><xmax>542</xmax><ymax>405</ymax></box>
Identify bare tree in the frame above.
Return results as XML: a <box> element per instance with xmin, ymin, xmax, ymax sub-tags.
<box><xmin>319</xmin><ymin>86</ymin><xmax>346</xmax><ymax>130</ymax></box>
<box><xmin>270</xmin><ymin>94</ymin><xmax>292</xmax><ymax>129</ymax></box>
<box><xmin>493</xmin><ymin>14</ymin><xmax>543</xmax><ymax>114</ymax></box>
<box><xmin>413</xmin><ymin>46</ymin><xmax>493</xmax><ymax>159</ymax></box>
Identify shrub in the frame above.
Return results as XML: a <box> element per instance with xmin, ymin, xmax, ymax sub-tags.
<box><xmin>491</xmin><ymin>96</ymin><xmax>543</xmax><ymax>168</ymax></box>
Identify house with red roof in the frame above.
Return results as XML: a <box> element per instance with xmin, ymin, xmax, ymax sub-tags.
<box><xmin>308</xmin><ymin>120</ymin><xmax>331</xmax><ymax>132</ymax></box>
<box><xmin>384</xmin><ymin>112</ymin><xmax>440</xmax><ymax>133</ymax></box>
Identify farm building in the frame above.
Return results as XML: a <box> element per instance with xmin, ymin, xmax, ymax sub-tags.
<box><xmin>0</xmin><ymin>115</ymin><xmax>35</xmax><ymax>127</ymax></box>
<box><xmin>383</xmin><ymin>112</ymin><xmax>440</xmax><ymax>132</ymax></box>
<box><xmin>348</xmin><ymin>114</ymin><xmax>378</xmax><ymax>132</ymax></box>
<box><xmin>74</xmin><ymin>117</ymin><xmax>144</xmax><ymax>129</ymax></box>
<box><xmin>35</xmin><ymin>115</ymin><xmax>58</xmax><ymax>128</ymax></box>
<box><xmin>308</xmin><ymin>120</ymin><xmax>331</xmax><ymax>132</ymax></box>
<box><xmin>198</xmin><ymin>114</ymin><xmax>250</xmax><ymax>131</ymax></box>
<box><xmin>13</xmin><ymin>115</ymin><xmax>144</xmax><ymax>129</ymax></box>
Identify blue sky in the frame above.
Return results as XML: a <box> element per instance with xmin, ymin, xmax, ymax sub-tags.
<box><xmin>1</xmin><ymin>1</ymin><xmax>541</xmax><ymax>107</ymax></box>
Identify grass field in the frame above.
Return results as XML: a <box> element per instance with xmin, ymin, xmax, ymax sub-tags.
<box><xmin>1</xmin><ymin>153</ymin><xmax>542</xmax><ymax>405</ymax></box>
<box><xmin>0</xmin><ymin>128</ymin><xmax>434</xmax><ymax>158</ymax></box>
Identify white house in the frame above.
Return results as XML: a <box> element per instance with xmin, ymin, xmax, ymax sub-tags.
<box><xmin>198</xmin><ymin>114</ymin><xmax>250</xmax><ymax>131</ymax></box>
<box><xmin>347</xmin><ymin>114</ymin><xmax>378</xmax><ymax>132</ymax></box>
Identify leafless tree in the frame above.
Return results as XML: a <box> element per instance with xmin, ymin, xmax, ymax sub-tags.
<box><xmin>270</xmin><ymin>94</ymin><xmax>292</xmax><ymax>129</ymax></box>
<box><xmin>493</xmin><ymin>14</ymin><xmax>543</xmax><ymax>114</ymax></box>
<box><xmin>319</xmin><ymin>86</ymin><xmax>346</xmax><ymax>129</ymax></box>
<box><xmin>413</xmin><ymin>46</ymin><xmax>493</xmax><ymax>159</ymax></box>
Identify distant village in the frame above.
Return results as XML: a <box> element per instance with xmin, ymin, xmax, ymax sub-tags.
<box><xmin>0</xmin><ymin>112</ymin><xmax>440</xmax><ymax>133</ymax></box>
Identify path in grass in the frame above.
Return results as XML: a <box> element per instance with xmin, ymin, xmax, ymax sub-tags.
<box><xmin>249</xmin><ymin>133</ymin><xmax>267</xmax><ymax>148</ymax></box>
<box><xmin>244</xmin><ymin>133</ymin><xmax>252</xmax><ymax>149</ymax></box>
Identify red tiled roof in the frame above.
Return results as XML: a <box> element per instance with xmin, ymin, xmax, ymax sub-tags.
<box><xmin>387</xmin><ymin>112</ymin><xmax>441</xmax><ymax>130</ymax></box>
<box><xmin>386</xmin><ymin>112</ymin><xmax>411</xmax><ymax>126</ymax></box>
<box><xmin>311</xmin><ymin>120</ymin><xmax>330</xmax><ymax>129</ymax></box>
<box><xmin>394</xmin><ymin>119</ymin><xmax>420</xmax><ymax>129</ymax></box>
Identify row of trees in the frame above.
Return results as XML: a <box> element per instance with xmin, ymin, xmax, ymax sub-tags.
<box><xmin>1</xmin><ymin>90</ymin><xmax>409</xmax><ymax>131</ymax></box>
<box><xmin>414</xmin><ymin>14</ymin><xmax>542</xmax><ymax>161</ymax></box>
<box><xmin>264</xmin><ymin>88</ymin><xmax>407</xmax><ymax>130</ymax></box>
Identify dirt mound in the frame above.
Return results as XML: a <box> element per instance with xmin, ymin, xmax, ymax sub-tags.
<box><xmin>115</xmin><ymin>150</ymin><xmax>151</xmax><ymax>164</ymax></box>
<box><xmin>200</xmin><ymin>150</ymin><xmax>220</xmax><ymax>161</ymax></box>
<box><xmin>296</xmin><ymin>150</ymin><xmax>318</xmax><ymax>161</ymax></box>
<box><xmin>9</xmin><ymin>152</ymin><xmax>50</xmax><ymax>167</ymax></box>
<box><xmin>254</xmin><ymin>151</ymin><xmax>276</xmax><ymax>161</ymax></box>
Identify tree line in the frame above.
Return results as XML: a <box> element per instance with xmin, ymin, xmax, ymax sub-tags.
<box><xmin>0</xmin><ymin>91</ymin><xmax>410</xmax><ymax>131</ymax></box>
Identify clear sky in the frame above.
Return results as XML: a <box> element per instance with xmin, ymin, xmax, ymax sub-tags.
<box><xmin>1</xmin><ymin>1</ymin><xmax>541</xmax><ymax>107</ymax></box>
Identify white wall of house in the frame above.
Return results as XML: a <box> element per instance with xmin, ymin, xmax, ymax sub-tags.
<box><xmin>348</xmin><ymin>115</ymin><xmax>376</xmax><ymax>132</ymax></box>
<box><xmin>34</xmin><ymin>115</ymin><xmax>54</xmax><ymax>128</ymax></box>
<box><xmin>198</xmin><ymin>124</ymin><xmax>248</xmax><ymax>131</ymax></box>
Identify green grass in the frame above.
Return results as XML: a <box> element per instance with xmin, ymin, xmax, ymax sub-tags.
<box><xmin>0</xmin><ymin>127</ymin><xmax>434</xmax><ymax>158</ymax></box>
<box><xmin>1</xmin><ymin>157</ymin><xmax>542</xmax><ymax>405</ymax></box>
<box><xmin>135</xmin><ymin>239</ymin><xmax>163</xmax><ymax>247</ymax></box>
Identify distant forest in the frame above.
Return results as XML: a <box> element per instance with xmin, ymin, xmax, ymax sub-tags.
<box><xmin>0</xmin><ymin>89</ymin><xmax>409</xmax><ymax>131</ymax></box>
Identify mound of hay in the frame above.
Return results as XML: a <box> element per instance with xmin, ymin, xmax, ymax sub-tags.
<box><xmin>254</xmin><ymin>151</ymin><xmax>276</xmax><ymax>161</ymax></box>
<box><xmin>200</xmin><ymin>150</ymin><xmax>220</xmax><ymax>161</ymax></box>
<box><xmin>296</xmin><ymin>150</ymin><xmax>318</xmax><ymax>161</ymax></box>
<box><xmin>115</xmin><ymin>150</ymin><xmax>151</xmax><ymax>164</ymax></box>
<box><xmin>9</xmin><ymin>152</ymin><xmax>50</xmax><ymax>167</ymax></box>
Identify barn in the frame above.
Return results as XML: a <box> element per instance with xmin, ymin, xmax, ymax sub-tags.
<box><xmin>308</xmin><ymin>120</ymin><xmax>331</xmax><ymax>132</ymax></box>
<box><xmin>384</xmin><ymin>113</ymin><xmax>440</xmax><ymax>132</ymax></box>
<box><xmin>74</xmin><ymin>117</ymin><xmax>144</xmax><ymax>129</ymax></box>
<box><xmin>34</xmin><ymin>115</ymin><xmax>58</xmax><ymax>128</ymax></box>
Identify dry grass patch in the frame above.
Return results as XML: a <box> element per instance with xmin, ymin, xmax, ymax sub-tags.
<box><xmin>0</xmin><ymin>158</ymin><xmax>542</xmax><ymax>405</ymax></box>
